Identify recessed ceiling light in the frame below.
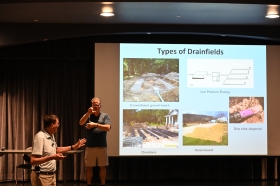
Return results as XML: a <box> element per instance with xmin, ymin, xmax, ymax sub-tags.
<box><xmin>102</xmin><ymin>2</ymin><xmax>113</xmax><ymax>5</ymax></box>
<box><xmin>266</xmin><ymin>5</ymin><xmax>279</xmax><ymax>19</ymax></box>
<box><xmin>176</xmin><ymin>15</ymin><xmax>181</xmax><ymax>18</ymax></box>
<box><xmin>100</xmin><ymin>12</ymin><xmax>115</xmax><ymax>17</ymax></box>
<box><xmin>265</xmin><ymin>13</ymin><xmax>280</xmax><ymax>18</ymax></box>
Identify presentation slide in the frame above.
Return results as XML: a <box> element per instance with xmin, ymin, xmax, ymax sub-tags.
<box><xmin>119</xmin><ymin>44</ymin><xmax>267</xmax><ymax>156</ymax></box>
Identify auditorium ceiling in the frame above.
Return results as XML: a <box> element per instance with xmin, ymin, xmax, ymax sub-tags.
<box><xmin>0</xmin><ymin>0</ymin><xmax>280</xmax><ymax>46</ymax></box>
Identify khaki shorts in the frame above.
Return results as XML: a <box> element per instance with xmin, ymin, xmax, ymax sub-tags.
<box><xmin>85</xmin><ymin>147</ymin><xmax>108</xmax><ymax>167</ymax></box>
<box><xmin>31</xmin><ymin>170</ymin><xmax>56</xmax><ymax>186</ymax></box>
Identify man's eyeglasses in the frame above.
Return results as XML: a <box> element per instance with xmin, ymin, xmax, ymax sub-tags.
<box><xmin>92</xmin><ymin>104</ymin><xmax>100</xmax><ymax>107</ymax></box>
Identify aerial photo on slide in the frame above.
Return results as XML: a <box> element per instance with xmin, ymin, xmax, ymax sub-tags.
<box><xmin>123</xmin><ymin>58</ymin><xmax>179</xmax><ymax>102</ymax></box>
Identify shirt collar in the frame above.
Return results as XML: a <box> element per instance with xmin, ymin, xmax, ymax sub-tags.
<box><xmin>41</xmin><ymin>128</ymin><xmax>53</xmax><ymax>140</ymax></box>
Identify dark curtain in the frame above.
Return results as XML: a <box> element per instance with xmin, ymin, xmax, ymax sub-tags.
<box><xmin>0</xmin><ymin>38</ymin><xmax>94</xmax><ymax>181</ymax></box>
<box><xmin>0</xmin><ymin>36</ymin><xmax>279</xmax><ymax>182</ymax></box>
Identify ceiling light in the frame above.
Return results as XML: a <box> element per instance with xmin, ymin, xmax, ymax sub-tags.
<box><xmin>101</xmin><ymin>5</ymin><xmax>114</xmax><ymax>17</ymax></box>
<box><xmin>266</xmin><ymin>14</ymin><xmax>280</xmax><ymax>18</ymax></box>
<box><xmin>100</xmin><ymin>12</ymin><xmax>114</xmax><ymax>17</ymax></box>
<box><xmin>266</xmin><ymin>5</ymin><xmax>279</xmax><ymax>19</ymax></box>
<box><xmin>101</xmin><ymin>2</ymin><xmax>113</xmax><ymax>5</ymax></box>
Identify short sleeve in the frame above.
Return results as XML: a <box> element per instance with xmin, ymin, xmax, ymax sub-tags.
<box><xmin>104</xmin><ymin>114</ymin><xmax>111</xmax><ymax>125</ymax></box>
<box><xmin>32</xmin><ymin>133</ymin><xmax>44</xmax><ymax>156</ymax></box>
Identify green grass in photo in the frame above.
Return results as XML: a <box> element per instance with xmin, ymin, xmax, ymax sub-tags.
<box><xmin>183</xmin><ymin>134</ymin><xmax>228</xmax><ymax>146</ymax></box>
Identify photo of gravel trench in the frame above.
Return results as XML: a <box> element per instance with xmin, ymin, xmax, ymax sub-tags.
<box><xmin>123</xmin><ymin>58</ymin><xmax>179</xmax><ymax>102</ymax></box>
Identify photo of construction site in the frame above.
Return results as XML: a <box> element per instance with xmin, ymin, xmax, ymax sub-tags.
<box><xmin>122</xmin><ymin>109</ymin><xmax>179</xmax><ymax>148</ymax></box>
<box><xmin>123</xmin><ymin>58</ymin><xmax>179</xmax><ymax>102</ymax></box>
<box><xmin>182</xmin><ymin>111</ymin><xmax>228</xmax><ymax>146</ymax></box>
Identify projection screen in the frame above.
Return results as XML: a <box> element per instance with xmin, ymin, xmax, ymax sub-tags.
<box><xmin>95</xmin><ymin>43</ymin><xmax>280</xmax><ymax>156</ymax></box>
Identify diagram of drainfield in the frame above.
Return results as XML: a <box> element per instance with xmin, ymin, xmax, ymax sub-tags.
<box><xmin>187</xmin><ymin>59</ymin><xmax>254</xmax><ymax>88</ymax></box>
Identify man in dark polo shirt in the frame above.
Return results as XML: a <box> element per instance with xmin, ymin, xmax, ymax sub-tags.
<box><xmin>79</xmin><ymin>97</ymin><xmax>111</xmax><ymax>186</ymax></box>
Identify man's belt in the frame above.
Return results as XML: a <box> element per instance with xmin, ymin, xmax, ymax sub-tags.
<box><xmin>33</xmin><ymin>170</ymin><xmax>56</xmax><ymax>175</ymax></box>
